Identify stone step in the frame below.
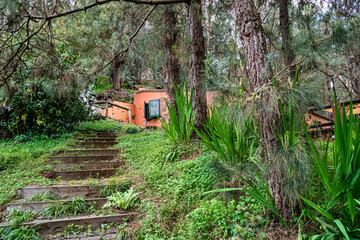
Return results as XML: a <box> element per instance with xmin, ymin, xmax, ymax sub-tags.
<box><xmin>49</xmin><ymin>169</ymin><xmax>118</xmax><ymax>180</ymax></box>
<box><xmin>77</xmin><ymin>131</ymin><xmax>118</xmax><ymax>137</ymax></box>
<box><xmin>53</xmin><ymin>149</ymin><xmax>119</xmax><ymax>157</ymax></box>
<box><xmin>76</xmin><ymin>141</ymin><xmax>117</xmax><ymax>145</ymax></box>
<box><xmin>53</xmin><ymin>161</ymin><xmax>123</xmax><ymax>170</ymax></box>
<box><xmin>50</xmin><ymin>155</ymin><xmax>115</xmax><ymax>163</ymax></box>
<box><xmin>74</xmin><ymin>142</ymin><xmax>117</xmax><ymax>149</ymax></box>
<box><xmin>76</xmin><ymin>137</ymin><xmax>118</xmax><ymax>141</ymax></box>
<box><xmin>53</xmin><ymin>232</ymin><xmax>119</xmax><ymax>240</ymax></box>
<box><xmin>7</xmin><ymin>198</ymin><xmax>108</xmax><ymax>213</ymax></box>
<box><xmin>18</xmin><ymin>185</ymin><xmax>109</xmax><ymax>199</ymax></box>
<box><xmin>0</xmin><ymin>213</ymin><xmax>137</xmax><ymax>234</ymax></box>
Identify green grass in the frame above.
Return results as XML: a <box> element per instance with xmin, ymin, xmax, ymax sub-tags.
<box><xmin>0</xmin><ymin>135</ymin><xmax>72</xmax><ymax>208</ymax></box>
<box><xmin>75</xmin><ymin>120</ymin><xmax>123</xmax><ymax>132</ymax></box>
<box><xmin>92</xmin><ymin>83</ymin><xmax>112</xmax><ymax>95</ymax></box>
<box><xmin>0</xmin><ymin>126</ymin><xmax>269</xmax><ymax>239</ymax></box>
<box><xmin>115</xmin><ymin>130</ymin><xmax>268</xmax><ymax>239</ymax></box>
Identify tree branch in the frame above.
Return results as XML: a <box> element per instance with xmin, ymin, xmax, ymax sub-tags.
<box><xmin>29</xmin><ymin>0</ymin><xmax>188</xmax><ymax>20</ymax></box>
<box><xmin>94</xmin><ymin>5</ymin><xmax>157</xmax><ymax>74</ymax></box>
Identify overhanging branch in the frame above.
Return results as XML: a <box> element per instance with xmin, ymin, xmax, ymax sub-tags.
<box><xmin>29</xmin><ymin>0</ymin><xmax>188</xmax><ymax>20</ymax></box>
<box><xmin>94</xmin><ymin>5</ymin><xmax>157</xmax><ymax>74</ymax></box>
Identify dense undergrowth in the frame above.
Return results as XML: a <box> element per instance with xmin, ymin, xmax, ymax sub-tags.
<box><xmin>2</xmin><ymin>114</ymin><xmax>358</xmax><ymax>239</ymax></box>
<box><xmin>116</xmin><ymin>130</ymin><xmax>268</xmax><ymax>239</ymax></box>
<box><xmin>0</xmin><ymin>135</ymin><xmax>72</xmax><ymax>209</ymax></box>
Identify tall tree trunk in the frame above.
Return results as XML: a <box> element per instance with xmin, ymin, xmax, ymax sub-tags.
<box><xmin>165</xmin><ymin>5</ymin><xmax>180</xmax><ymax>117</ymax></box>
<box><xmin>278</xmin><ymin>0</ymin><xmax>295</xmax><ymax>78</ymax></box>
<box><xmin>188</xmin><ymin>0</ymin><xmax>207</xmax><ymax>137</ymax></box>
<box><xmin>111</xmin><ymin>52</ymin><xmax>128</xmax><ymax>90</ymax></box>
<box><xmin>234</xmin><ymin>0</ymin><xmax>291</xmax><ymax>221</ymax></box>
<box><xmin>346</xmin><ymin>51</ymin><xmax>360</xmax><ymax>99</ymax></box>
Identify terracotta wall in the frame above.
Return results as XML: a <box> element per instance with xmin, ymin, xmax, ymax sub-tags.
<box><xmin>305</xmin><ymin>113</ymin><xmax>330</xmax><ymax>126</ymax></box>
<box><xmin>100</xmin><ymin>89</ymin><xmax>220</xmax><ymax>127</ymax></box>
<box><xmin>133</xmin><ymin>90</ymin><xmax>169</xmax><ymax>127</ymax></box>
<box><xmin>101</xmin><ymin>101</ymin><xmax>135</xmax><ymax>124</ymax></box>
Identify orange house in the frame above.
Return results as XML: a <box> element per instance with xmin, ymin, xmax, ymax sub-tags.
<box><xmin>101</xmin><ymin>89</ymin><xmax>220</xmax><ymax>127</ymax></box>
<box><xmin>306</xmin><ymin>99</ymin><xmax>360</xmax><ymax>135</ymax></box>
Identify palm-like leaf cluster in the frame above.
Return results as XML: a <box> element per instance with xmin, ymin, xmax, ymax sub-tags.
<box><xmin>302</xmin><ymin>101</ymin><xmax>360</xmax><ymax>239</ymax></box>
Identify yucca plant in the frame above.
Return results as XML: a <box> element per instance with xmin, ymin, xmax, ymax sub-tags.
<box><xmin>159</xmin><ymin>83</ymin><xmax>195</xmax><ymax>144</ymax></box>
<box><xmin>193</xmin><ymin>104</ymin><xmax>258</xmax><ymax>165</ymax></box>
<box><xmin>300</xmin><ymin>100</ymin><xmax>360</xmax><ymax>239</ymax></box>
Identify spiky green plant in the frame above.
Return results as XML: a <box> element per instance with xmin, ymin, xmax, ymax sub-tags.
<box><xmin>0</xmin><ymin>226</ymin><xmax>41</xmax><ymax>240</ymax></box>
<box><xmin>103</xmin><ymin>187</ymin><xmax>139</xmax><ymax>210</ymax></box>
<box><xmin>159</xmin><ymin>83</ymin><xmax>195</xmax><ymax>144</ymax></box>
<box><xmin>40</xmin><ymin>196</ymin><xmax>94</xmax><ymax>219</ymax></box>
<box><xmin>100</xmin><ymin>179</ymin><xmax>132</xmax><ymax>197</ymax></box>
<box><xmin>5</xmin><ymin>209</ymin><xmax>38</xmax><ymax>226</ymax></box>
<box><xmin>300</xmin><ymin>100</ymin><xmax>360</xmax><ymax>239</ymax></box>
<box><xmin>193</xmin><ymin>104</ymin><xmax>258</xmax><ymax>165</ymax></box>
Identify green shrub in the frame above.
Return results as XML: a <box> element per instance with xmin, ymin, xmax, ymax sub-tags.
<box><xmin>123</xmin><ymin>124</ymin><xmax>140</xmax><ymax>134</ymax></box>
<box><xmin>2</xmin><ymin>81</ymin><xmax>90</xmax><ymax>139</ymax></box>
<box><xmin>179</xmin><ymin>196</ymin><xmax>266</xmax><ymax>239</ymax></box>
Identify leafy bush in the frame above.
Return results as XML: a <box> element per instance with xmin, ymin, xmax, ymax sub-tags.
<box><xmin>193</xmin><ymin>104</ymin><xmax>258</xmax><ymax>165</ymax></box>
<box><xmin>301</xmin><ymin>101</ymin><xmax>360</xmax><ymax>239</ymax></box>
<box><xmin>2</xmin><ymin>81</ymin><xmax>90</xmax><ymax>139</ymax></box>
<box><xmin>160</xmin><ymin>84</ymin><xmax>195</xmax><ymax>144</ymax></box>
<box><xmin>103</xmin><ymin>187</ymin><xmax>140</xmax><ymax>210</ymax></box>
<box><xmin>179</xmin><ymin>195</ymin><xmax>267</xmax><ymax>239</ymax></box>
<box><xmin>123</xmin><ymin>124</ymin><xmax>140</xmax><ymax>134</ymax></box>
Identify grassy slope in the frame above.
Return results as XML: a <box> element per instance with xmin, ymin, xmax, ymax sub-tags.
<box><xmin>0</xmin><ymin>120</ymin><xmax>267</xmax><ymax>239</ymax></box>
<box><xmin>116</xmin><ymin>130</ymin><xmax>268</xmax><ymax>239</ymax></box>
<box><xmin>0</xmin><ymin>135</ymin><xmax>73</xmax><ymax>209</ymax></box>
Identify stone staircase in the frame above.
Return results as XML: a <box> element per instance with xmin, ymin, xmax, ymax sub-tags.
<box><xmin>2</xmin><ymin>131</ymin><xmax>136</xmax><ymax>239</ymax></box>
